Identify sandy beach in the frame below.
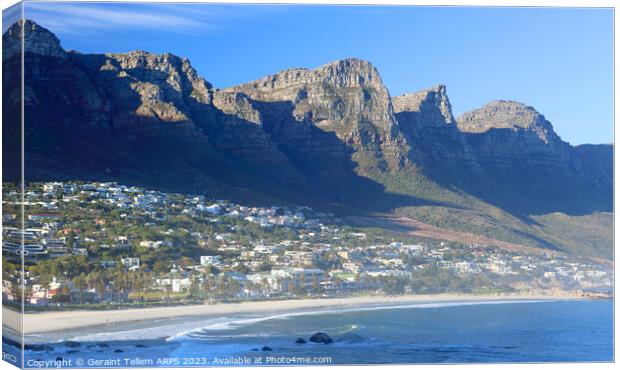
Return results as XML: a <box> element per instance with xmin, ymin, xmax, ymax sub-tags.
<box><xmin>3</xmin><ymin>292</ymin><xmax>586</xmax><ymax>335</ymax></box>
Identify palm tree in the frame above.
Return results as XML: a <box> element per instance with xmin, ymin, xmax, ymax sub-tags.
<box><xmin>138</xmin><ymin>272</ymin><xmax>153</xmax><ymax>301</ymax></box>
<box><xmin>164</xmin><ymin>283</ymin><xmax>172</xmax><ymax>303</ymax></box>
<box><xmin>72</xmin><ymin>274</ymin><xmax>88</xmax><ymax>305</ymax></box>
<box><xmin>87</xmin><ymin>271</ymin><xmax>107</xmax><ymax>303</ymax></box>
<box><xmin>261</xmin><ymin>277</ymin><xmax>269</xmax><ymax>296</ymax></box>
<box><xmin>188</xmin><ymin>273</ymin><xmax>201</xmax><ymax>299</ymax></box>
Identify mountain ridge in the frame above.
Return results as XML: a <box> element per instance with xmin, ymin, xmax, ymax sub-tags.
<box><xmin>2</xmin><ymin>20</ymin><xmax>613</xmax><ymax>260</ymax></box>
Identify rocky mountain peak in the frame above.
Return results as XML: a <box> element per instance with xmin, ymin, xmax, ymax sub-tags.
<box><xmin>456</xmin><ymin>100</ymin><xmax>559</xmax><ymax>143</ymax></box>
<box><xmin>105</xmin><ymin>50</ymin><xmax>183</xmax><ymax>70</ymax></box>
<box><xmin>391</xmin><ymin>85</ymin><xmax>478</xmax><ymax>171</ymax></box>
<box><xmin>225</xmin><ymin>57</ymin><xmax>384</xmax><ymax>96</ymax></box>
<box><xmin>314</xmin><ymin>58</ymin><xmax>384</xmax><ymax>88</ymax></box>
<box><xmin>458</xmin><ymin>100</ymin><xmax>550</xmax><ymax>131</ymax></box>
<box><xmin>3</xmin><ymin>19</ymin><xmax>67</xmax><ymax>60</ymax></box>
<box><xmin>224</xmin><ymin>57</ymin><xmax>402</xmax><ymax>170</ymax></box>
<box><xmin>98</xmin><ymin>50</ymin><xmax>213</xmax><ymax>105</ymax></box>
<box><xmin>392</xmin><ymin>84</ymin><xmax>455</xmax><ymax>125</ymax></box>
<box><xmin>225</xmin><ymin>57</ymin><xmax>394</xmax><ymax>132</ymax></box>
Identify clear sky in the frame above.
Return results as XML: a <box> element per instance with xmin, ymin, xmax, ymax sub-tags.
<box><xmin>15</xmin><ymin>2</ymin><xmax>614</xmax><ymax>145</ymax></box>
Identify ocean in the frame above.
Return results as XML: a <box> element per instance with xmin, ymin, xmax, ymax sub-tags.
<box><xmin>11</xmin><ymin>299</ymin><xmax>614</xmax><ymax>367</ymax></box>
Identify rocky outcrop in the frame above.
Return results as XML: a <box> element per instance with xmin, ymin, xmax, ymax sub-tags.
<box><xmin>458</xmin><ymin>100</ymin><xmax>556</xmax><ymax>138</ymax></box>
<box><xmin>452</xmin><ymin>100</ymin><xmax>612</xmax><ymax>214</ymax></box>
<box><xmin>457</xmin><ymin>101</ymin><xmax>573</xmax><ymax>179</ymax></box>
<box><xmin>227</xmin><ymin>58</ymin><xmax>396</xmax><ymax>135</ymax></box>
<box><xmin>309</xmin><ymin>332</ymin><xmax>333</xmax><ymax>344</ymax></box>
<box><xmin>393</xmin><ymin>84</ymin><xmax>454</xmax><ymax>125</ymax></box>
<box><xmin>5</xmin><ymin>20</ymin><xmax>308</xmax><ymax>202</ymax></box>
<box><xmin>392</xmin><ymin>85</ymin><xmax>479</xmax><ymax>173</ymax></box>
<box><xmin>571</xmin><ymin>144</ymin><xmax>613</xmax><ymax>188</ymax></box>
<box><xmin>226</xmin><ymin>58</ymin><xmax>409</xmax><ymax>173</ymax></box>
<box><xmin>72</xmin><ymin>50</ymin><xmax>210</xmax><ymax>132</ymax></box>
<box><xmin>3</xmin><ymin>20</ymin><xmax>67</xmax><ymax>61</ymax></box>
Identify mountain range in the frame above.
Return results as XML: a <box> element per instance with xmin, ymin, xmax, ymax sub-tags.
<box><xmin>2</xmin><ymin>20</ymin><xmax>613</xmax><ymax>260</ymax></box>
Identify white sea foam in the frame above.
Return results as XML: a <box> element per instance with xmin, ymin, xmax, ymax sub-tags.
<box><xmin>166</xmin><ymin>299</ymin><xmax>549</xmax><ymax>341</ymax></box>
<box><xmin>50</xmin><ymin>299</ymin><xmax>550</xmax><ymax>343</ymax></box>
<box><xmin>67</xmin><ymin>317</ymin><xmax>232</xmax><ymax>342</ymax></box>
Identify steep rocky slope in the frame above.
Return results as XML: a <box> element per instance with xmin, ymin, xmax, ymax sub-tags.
<box><xmin>392</xmin><ymin>85</ymin><xmax>479</xmax><ymax>173</ymax></box>
<box><xmin>225</xmin><ymin>59</ymin><xmax>409</xmax><ymax>172</ymax></box>
<box><xmin>457</xmin><ymin>100</ymin><xmax>572</xmax><ymax>177</ymax></box>
<box><xmin>456</xmin><ymin>101</ymin><xmax>612</xmax><ymax>214</ymax></box>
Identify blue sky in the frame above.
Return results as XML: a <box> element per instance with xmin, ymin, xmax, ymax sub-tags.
<box><xmin>14</xmin><ymin>2</ymin><xmax>614</xmax><ymax>145</ymax></box>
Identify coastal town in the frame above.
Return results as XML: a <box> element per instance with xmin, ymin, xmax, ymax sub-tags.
<box><xmin>2</xmin><ymin>182</ymin><xmax>613</xmax><ymax>309</ymax></box>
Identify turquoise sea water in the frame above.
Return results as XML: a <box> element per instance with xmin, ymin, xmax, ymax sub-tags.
<box><xmin>8</xmin><ymin>299</ymin><xmax>614</xmax><ymax>367</ymax></box>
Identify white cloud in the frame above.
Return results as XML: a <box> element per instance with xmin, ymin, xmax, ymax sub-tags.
<box><xmin>23</xmin><ymin>2</ymin><xmax>220</xmax><ymax>35</ymax></box>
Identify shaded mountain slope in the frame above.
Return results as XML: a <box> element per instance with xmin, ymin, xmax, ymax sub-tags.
<box><xmin>2</xmin><ymin>20</ymin><xmax>613</xmax><ymax>259</ymax></box>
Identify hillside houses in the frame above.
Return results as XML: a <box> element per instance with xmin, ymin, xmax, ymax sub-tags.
<box><xmin>1</xmin><ymin>181</ymin><xmax>613</xmax><ymax>307</ymax></box>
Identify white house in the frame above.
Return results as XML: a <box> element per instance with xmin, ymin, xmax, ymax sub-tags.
<box><xmin>200</xmin><ymin>255</ymin><xmax>220</xmax><ymax>266</ymax></box>
<box><xmin>121</xmin><ymin>257</ymin><xmax>140</xmax><ymax>268</ymax></box>
<box><xmin>197</xmin><ymin>204</ymin><xmax>222</xmax><ymax>215</ymax></box>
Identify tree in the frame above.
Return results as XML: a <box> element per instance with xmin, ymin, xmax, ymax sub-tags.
<box><xmin>179</xmin><ymin>256</ymin><xmax>195</xmax><ymax>269</ymax></box>
<box><xmin>39</xmin><ymin>277</ymin><xmax>52</xmax><ymax>306</ymax></box>
<box><xmin>87</xmin><ymin>271</ymin><xmax>107</xmax><ymax>303</ymax></box>
<box><xmin>164</xmin><ymin>283</ymin><xmax>172</xmax><ymax>303</ymax></box>
<box><xmin>204</xmin><ymin>265</ymin><xmax>220</xmax><ymax>276</ymax></box>
<box><xmin>311</xmin><ymin>274</ymin><xmax>323</xmax><ymax>295</ymax></box>
<box><xmin>188</xmin><ymin>274</ymin><xmax>201</xmax><ymax>299</ymax></box>
<box><xmin>53</xmin><ymin>285</ymin><xmax>72</xmax><ymax>305</ymax></box>
<box><xmin>383</xmin><ymin>277</ymin><xmax>408</xmax><ymax>295</ymax></box>
<box><xmin>72</xmin><ymin>274</ymin><xmax>88</xmax><ymax>304</ymax></box>
<box><xmin>111</xmin><ymin>269</ymin><xmax>131</xmax><ymax>303</ymax></box>
<box><xmin>132</xmin><ymin>271</ymin><xmax>152</xmax><ymax>300</ymax></box>
<box><xmin>334</xmin><ymin>275</ymin><xmax>342</xmax><ymax>291</ymax></box>
<box><xmin>153</xmin><ymin>260</ymin><xmax>169</xmax><ymax>275</ymax></box>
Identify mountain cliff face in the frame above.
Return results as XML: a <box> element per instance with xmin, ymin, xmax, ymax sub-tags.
<box><xmin>4</xmin><ymin>20</ymin><xmax>309</xmax><ymax>204</ymax></box>
<box><xmin>454</xmin><ymin>101</ymin><xmax>611</xmax><ymax>213</ymax></box>
<box><xmin>225</xmin><ymin>58</ymin><xmax>409</xmax><ymax>174</ymax></box>
<box><xmin>3</xmin><ymin>20</ymin><xmax>613</xmax><ymax>258</ymax></box>
<box><xmin>392</xmin><ymin>85</ymin><xmax>479</xmax><ymax>173</ymax></box>
<box><xmin>457</xmin><ymin>100</ymin><xmax>573</xmax><ymax>177</ymax></box>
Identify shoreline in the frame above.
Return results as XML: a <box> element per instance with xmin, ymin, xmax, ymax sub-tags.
<box><xmin>3</xmin><ymin>292</ymin><xmax>593</xmax><ymax>336</ymax></box>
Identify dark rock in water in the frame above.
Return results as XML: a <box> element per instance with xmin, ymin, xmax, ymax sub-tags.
<box><xmin>309</xmin><ymin>332</ymin><xmax>333</xmax><ymax>344</ymax></box>
<box><xmin>64</xmin><ymin>341</ymin><xmax>81</xmax><ymax>348</ymax></box>
<box><xmin>135</xmin><ymin>344</ymin><xmax>147</xmax><ymax>348</ymax></box>
<box><xmin>251</xmin><ymin>348</ymin><xmax>259</xmax><ymax>352</ymax></box>
<box><xmin>295</xmin><ymin>338</ymin><xmax>307</xmax><ymax>344</ymax></box>
<box><xmin>114</xmin><ymin>349</ymin><xmax>123</xmax><ymax>353</ymax></box>
<box><xmin>67</xmin><ymin>350</ymin><xmax>79</xmax><ymax>354</ymax></box>
<box><xmin>96</xmin><ymin>343</ymin><xmax>110</xmax><ymax>348</ymax></box>
<box><xmin>262</xmin><ymin>346</ymin><xmax>273</xmax><ymax>351</ymax></box>
<box><xmin>55</xmin><ymin>357</ymin><xmax>63</xmax><ymax>362</ymax></box>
